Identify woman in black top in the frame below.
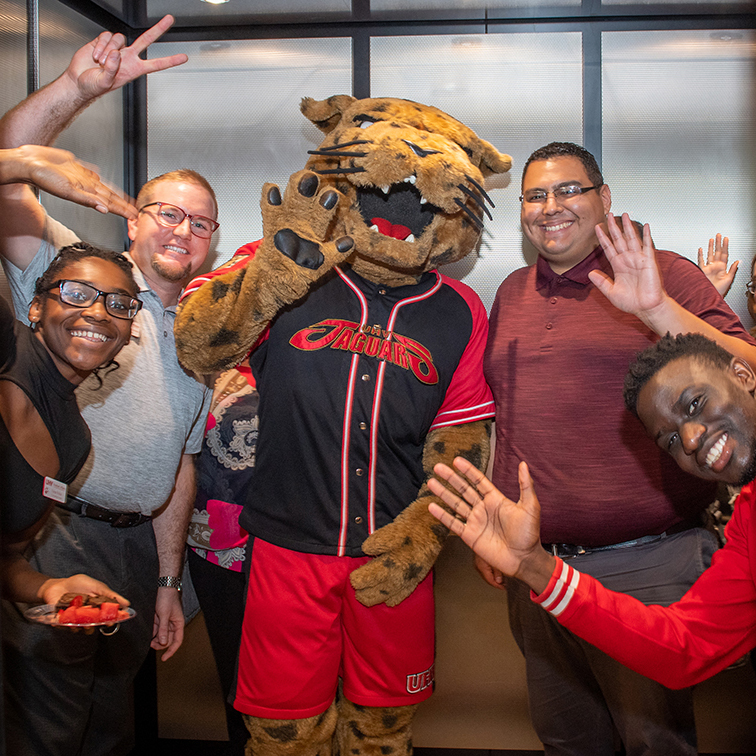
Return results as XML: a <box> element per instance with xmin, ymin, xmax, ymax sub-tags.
<box><xmin>0</xmin><ymin>144</ymin><xmax>136</xmax><ymax>606</ymax></box>
<box><xmin>1</xmin><ymin>241</ymin><xmax>140</xmax><ymax>606</ymax></box>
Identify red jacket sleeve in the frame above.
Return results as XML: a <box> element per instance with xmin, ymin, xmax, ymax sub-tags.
<box><xmin>534</xmin><ymin>482</ymin><xmax>756</xmax><ymax>688</ymax></box>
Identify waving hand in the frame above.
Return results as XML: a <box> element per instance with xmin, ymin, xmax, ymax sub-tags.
<box><xmin>428</xmin><ymin>457</ymin><xmax>554</xmax><ymax>593</ymax></box>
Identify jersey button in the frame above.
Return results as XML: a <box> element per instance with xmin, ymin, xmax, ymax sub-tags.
<box><xmin>356</xmin><ymin>468</ymin><xmax>364</xmax><ymax>476</ymax></box>
<box><xmin>359</xmin><ymin>422</ymin><xmax>367</xmax><ymax>430</ymax></box>
<box><xmin>355</xmin><ymin>516</ymin><xmax>363</xmax><ymax>524</ymax></box>
<box><xmin>361</xmin><ymin>374</ymin><xmax>370</xmax><ymax>381</ymax></box>
<box><xmin>378</xmin><ymin>288</ymin><xmax>387</xmax><ymax>295</ymax></box>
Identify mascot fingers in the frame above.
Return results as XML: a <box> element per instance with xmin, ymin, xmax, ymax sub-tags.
<box><xmin>351</xmin><ymin>496</ymin><xmax>447</xmax><ymax>607</ymax></box>
<box><xmin>261</xmin><ymin>169</ymin><xmax>353</xmax><ymax>274</ymax></box>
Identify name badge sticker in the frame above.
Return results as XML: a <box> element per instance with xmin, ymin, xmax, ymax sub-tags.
<box><xmin>43</xmin><ymin>477</ymin><xmax>68</xmax><ymax>504</ymax></box>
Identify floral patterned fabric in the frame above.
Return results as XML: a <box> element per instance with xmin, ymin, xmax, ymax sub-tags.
<box><xmin>188</xmin><ymin>367</ymin><xmax>257</xmax><ymax>572</ymax></box>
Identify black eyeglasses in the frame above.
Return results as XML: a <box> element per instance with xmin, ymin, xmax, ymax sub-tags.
<box><xmin>520</xmin><ymin>184</ymin><xmax>603</xmax><ymax>204</ymax></box>
<box><xmin>139</xmin><ymin>202</ymin><xmax>220</xmax><ymax>239</ymax></box>
<box><xmin>47</xmin><ymin>280</ymin><xmax>143</xmax><ymax>320</ymax></box>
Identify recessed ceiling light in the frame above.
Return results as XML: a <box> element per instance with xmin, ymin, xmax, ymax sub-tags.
<box><xmin>200</xmin><ymin>41</ymin><xmax>231</xmax><ymax>51</ymax></box>
<box><xmin>710</xmin><ymin>32</ymin><xmax>743</xmax><ymax>42</ymax></box>
<box><xmin>201</xmin><ymin>0</ymin><xmax>230</xmax><ymax>5</ymax></box>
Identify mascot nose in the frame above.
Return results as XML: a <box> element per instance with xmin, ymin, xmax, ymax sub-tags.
<box><xmin>402</xmin><ymin>140</ymin><xmax>441</xmax><ymax>159</ymax></box>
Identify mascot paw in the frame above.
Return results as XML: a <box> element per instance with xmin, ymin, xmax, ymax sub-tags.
<box><xmin>262</xmin><ymin>170</ymin><xmax>353</xmax><ymax>273</ymax></box>
<box><xmin>350</xmin><ymin>519</ymin><xmax>443</xmax><ymax>608</ymax></box>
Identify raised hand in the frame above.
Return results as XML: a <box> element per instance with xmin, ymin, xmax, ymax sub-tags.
<box><xmin>4</xmin><ymin>145</ymin><xmax>136</xmax><ymax>219</ymax></box>
<box><xmin>427</xmin><ymin>457</ymin><xmax>553</xmax><ymax>592</ymax></box>
<box><xmin>590</xmin><ymin>212</ymin><xmax>667</xmax><ymax>321</ymax></box>
<box><xmin>698</xmin><ymin>233</ymin><xmax>737</xmax><ymax>298</ymax></box>
<box><xmin>65</xmin><ymin>15</ymin><xmax>187</xmax><ymax>101</ymax></box>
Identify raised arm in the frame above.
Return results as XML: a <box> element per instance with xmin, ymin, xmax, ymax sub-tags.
<box><xmin>0</xmin><ymin>145</ymin><xmax>135</xmax><ymax>219</ymax></box>
<box><xmin>590</xmin><ymin>214</ymin><xmax>756</xmax><ymax>371</ymax></box>
<box><xmin>0</xmin><ymin>15</ymin><xmax>185</xmax><ymax>270</ymax></box>
<box><xmin>429</xmin><ymin>458</ymin><xmax>756</xmax><ymax>689</ymax></box>
<box><xmin>175</xmin><ymin>171</ymin><xmax>353</xmax><ymax>375</ymax></box>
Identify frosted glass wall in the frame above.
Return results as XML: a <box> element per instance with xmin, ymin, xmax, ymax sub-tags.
<box><xmin>33</xmin><ymin>0</ymin><xmax>124</xmax><ymax>253</ymax></box>
<box><xmin>147</xmin><ymin>38</ymin><xmax>352</xmax><ymax>266</ymax></box>
<box><xmin>371</xmin><ymin>32</ymin><xmax>584</xmax><ymax>310</ymax></box>
<box><xmin>603</xmin><ymin>29</ymin><xmax>756</xmax><ymax>327</ymax></box>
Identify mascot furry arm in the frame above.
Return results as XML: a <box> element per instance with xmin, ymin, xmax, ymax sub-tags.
<box><xmin>175</xmin><ymin>95</ymin><xmax>510</xmax><ymax>607</ymax></box>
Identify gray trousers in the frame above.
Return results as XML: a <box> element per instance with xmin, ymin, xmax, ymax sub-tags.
<box><xmin>508</xmin><ymin>527</ymin><xmax>719</xmax><ymax>756</ymax></box>
<box><xmin>2</xmin><ymin>508</ymin><xmax>159</xmax><ymax>756</ymax></box>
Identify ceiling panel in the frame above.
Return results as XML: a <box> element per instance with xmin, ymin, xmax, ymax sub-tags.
<box><xmin>80</xmin><ymin>0</ymin><xmax>756</xmax><ymax>30</ymax></box>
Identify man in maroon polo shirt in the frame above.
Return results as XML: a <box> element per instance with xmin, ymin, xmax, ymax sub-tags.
<box><xmin>482</xmin><ymin>142</ymin><xmax>756</xmax><ymax>756</ymax></box>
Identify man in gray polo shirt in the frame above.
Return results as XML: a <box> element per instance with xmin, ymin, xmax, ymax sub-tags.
<box><xmin>0</xmin><ymin>16</ymin><xmax>214</xmax><ymax>756</ymax></box>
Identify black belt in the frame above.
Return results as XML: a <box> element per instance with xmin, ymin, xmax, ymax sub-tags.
<box><xmin>543</xmin><ymin>519</ymin><xmax>700</xmax><ymax>560</ymax></box>
<box><xmin>58</xmin><ymin>496</ymin><xmax>152</xmax><ymax>528</ymax></box>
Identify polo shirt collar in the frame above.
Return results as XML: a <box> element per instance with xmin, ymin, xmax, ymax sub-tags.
<box><xmin>123</xmin><ymin>251</ymin><xmax>150</xmax><ymax>295</ymax></box>
<box><xmin>535</xmin><ymin>244</ymin><xmax>612</xmax><ymax>290</ymax></box>
<box><xmin>123</xmin><ymin>252</ymin><xmax>178</xmax><ymax>313</ymax></box>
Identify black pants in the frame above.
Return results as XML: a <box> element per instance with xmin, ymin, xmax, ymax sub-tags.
<box><xmin>187</xmin><ymin>549</ymin><xmax>249</xmax><ymax>754</ymax></box>
<box><xmin>2</xmin><ymin>509</ymin><xmax>158</xmax><ymax>756</ymax></box>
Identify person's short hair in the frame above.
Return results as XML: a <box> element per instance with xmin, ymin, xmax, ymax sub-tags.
<box><xmin>136</xmin><ymin>169</ymin><xmax>218</xmax><ymax>219</ymax></box>
<box><xmin>623</xmin><ymin>332</ymin><xmax>733</xmax><ymax>417</ymax></box>
<box><xmin>522</xmin><ymin>142</ymin><xmax>604</xmax><ymax>188</ymax></box>
<box><xmin>34</xmin><ymin>242</ymin><xmax>138</xmax><ymax>298</ymax></box>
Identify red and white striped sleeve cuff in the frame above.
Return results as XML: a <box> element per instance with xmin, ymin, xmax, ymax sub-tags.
<box><xmin>429</xmin><ymin>399</ymin><xmax>496</xmax><ymax>430</ymax></box>
<box><xmin>531</xmin><ymin>558</ymin><xmax>581</xmax><ymax>617</ymax></box>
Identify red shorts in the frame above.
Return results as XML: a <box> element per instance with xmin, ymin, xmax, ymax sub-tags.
<box><xmin>233</xmin><ymin>539</ymin><xmax>436</xmax><ymax>718</ymax></box>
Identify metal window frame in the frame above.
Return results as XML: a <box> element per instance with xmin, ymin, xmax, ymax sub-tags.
<box><xmin>40</xmin><ymin>0</ymin><xmax>755</xmax><ymax>200</ymax></box>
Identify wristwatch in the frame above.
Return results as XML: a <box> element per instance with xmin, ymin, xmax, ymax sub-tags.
<box><xmin>157</xmin><ymin>575</ymin><xmax>182</xmax><ymax>591</ymax></box>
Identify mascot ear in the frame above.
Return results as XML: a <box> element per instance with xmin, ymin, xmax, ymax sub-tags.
<box><xmin>301</xmin><ymin>95</ymin><xmax>357</xmax><ymax>134</ymax></box>
<box><xmin>477</xmin><ymin>139</ymin><xmax>513</xmax><ymax>178</ymax></box>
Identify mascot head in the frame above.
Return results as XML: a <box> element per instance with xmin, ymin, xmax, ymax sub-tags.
<box><xmin>301</xmin><ymin>95</ymin><xmax>511</xmax><ymax>277</ymax></box>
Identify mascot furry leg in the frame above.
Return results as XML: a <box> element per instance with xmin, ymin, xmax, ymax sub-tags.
<box><xmin>242</xmin><ymin>700</ymin><xmax>416</xmax><ymax>756</ymax></box>
<box><xmin>243</xmin><ymin>702</ymin><xmax>337</xmax><ymax>756</ymax></box>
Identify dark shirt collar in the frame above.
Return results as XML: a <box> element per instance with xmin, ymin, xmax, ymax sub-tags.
<box><xmin>535</xmin><ymin>245</ymin><xmax>612</xmax><ymax>290</ymax></box>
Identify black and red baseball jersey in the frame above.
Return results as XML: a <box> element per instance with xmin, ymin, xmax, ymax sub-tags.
<box><xmin>182</xmin><ymin>242</ymin><xmax>494</xmax><ymax>557</ymax></box>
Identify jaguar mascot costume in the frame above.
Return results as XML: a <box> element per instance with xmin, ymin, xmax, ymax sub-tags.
<box><xmin>175</xmin><ymin>95</ymin><xmax>511</xmax><ymax>755</ymax></box>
